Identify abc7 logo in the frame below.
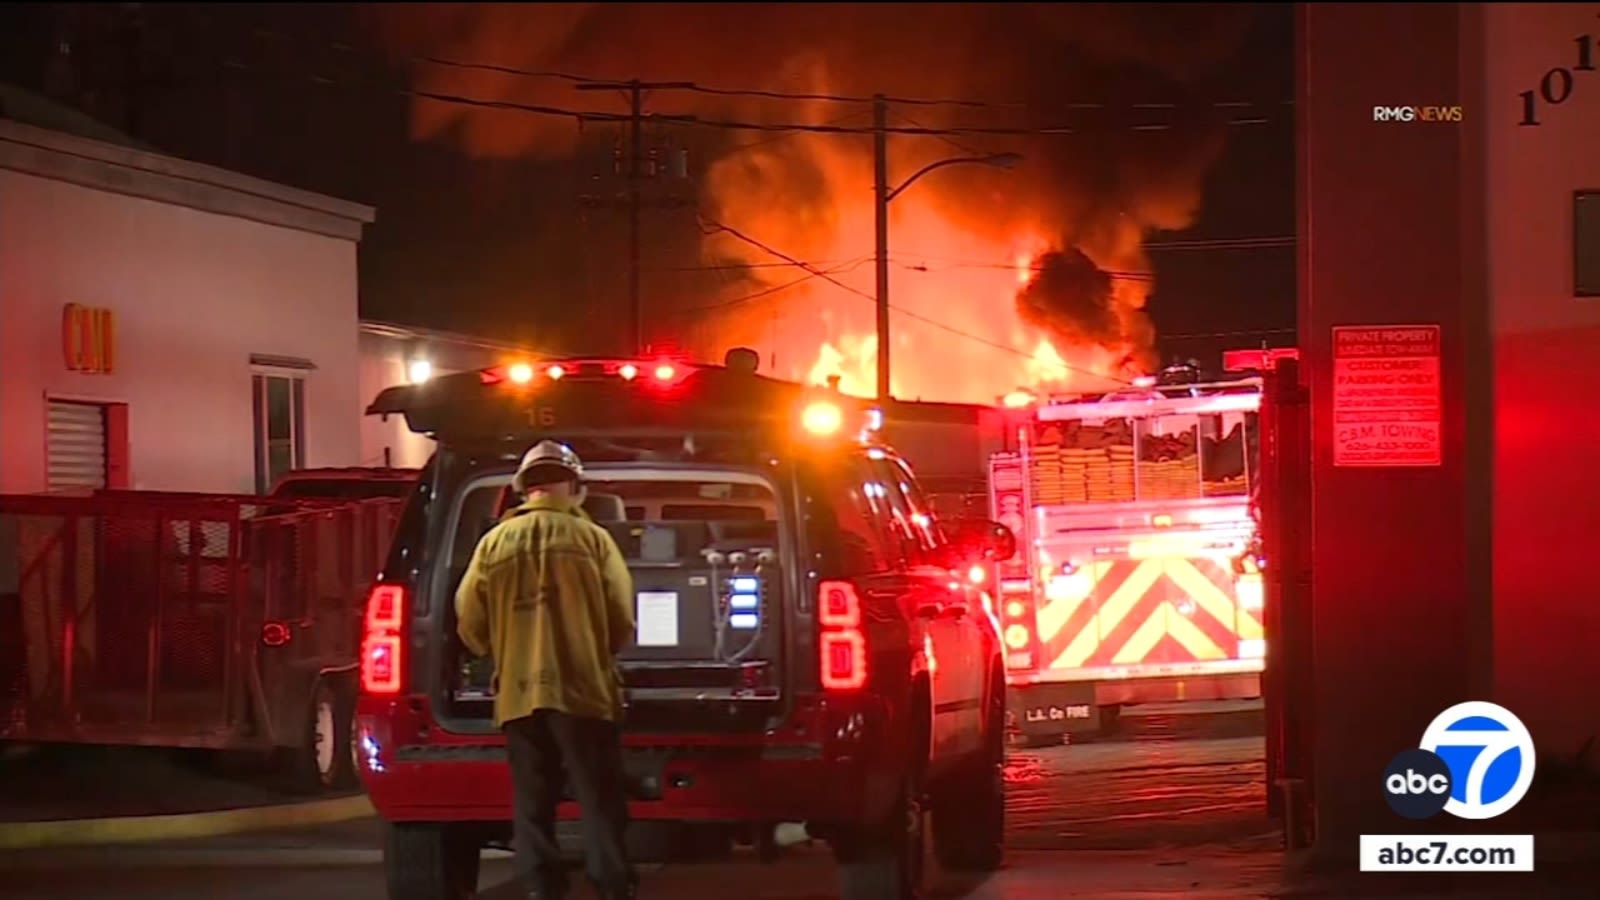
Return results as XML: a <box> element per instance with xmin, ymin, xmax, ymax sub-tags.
<box><xmin>1383</xmin><ymin>701</ymin><xmax>1536</xmax><ymax>820</ymax></box>
<box><xmin>1383</xmin><ymin>749</ymin><xmax>1454</xmax><ymax>819</ymax></box>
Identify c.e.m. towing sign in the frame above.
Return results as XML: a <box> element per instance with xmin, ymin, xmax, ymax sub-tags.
<box><xmin>1332</xmin><ymin>325</ymin><xmax>1442</xmax><ymax>468</ymax></box>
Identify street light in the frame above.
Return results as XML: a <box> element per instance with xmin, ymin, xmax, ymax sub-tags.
<box><xmin>885</xmin><ymin>153</ymin><xmax>1023</xmax><ymax>204</ymax></box>
<box><xmin>873</xmin><ymin>115</ymin><xmax>1021</xmax><ymax>400</ymax></box>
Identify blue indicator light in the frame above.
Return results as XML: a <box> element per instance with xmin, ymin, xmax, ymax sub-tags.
<box><xmin>729</xmin><ymin>612</ymin><xmax>760</xmax><ymax>630</ymax></box>
<box><xmin>731</xmin><ymin>576</ymin><xmax>760</xmax><ymax>593</ymax></box>
<box><xmin>729</xmin><ymin>593</ymin><xmax>759</xmax><ymax>611</ymax></box>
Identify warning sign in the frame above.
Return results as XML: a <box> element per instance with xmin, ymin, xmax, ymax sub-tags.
<box><xmin>1332</xmin><ymin>325</ymin><xmax>1441</xmax><ymax>467</ymax></box>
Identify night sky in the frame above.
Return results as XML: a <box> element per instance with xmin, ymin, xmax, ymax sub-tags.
<box><xmin>0</xmin><ymin>3</ymin><xmax>1294</xmax><ymax>388</ymax></box>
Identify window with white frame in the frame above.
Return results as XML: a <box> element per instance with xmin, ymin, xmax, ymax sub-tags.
<box><xmin>251</xmin><ymin>359</ymin><xmax>310</xmax><ymax>493</ymax></box>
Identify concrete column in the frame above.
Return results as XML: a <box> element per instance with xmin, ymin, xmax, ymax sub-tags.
<box><xmin>1296</xmin><ymin>2</ymin><xmax>1493</xmax><ymax>854</ymax></box>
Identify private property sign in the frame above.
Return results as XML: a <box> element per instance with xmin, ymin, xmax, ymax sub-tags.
<box><xmin>1332</xmin><ymin>325</ymin><xmax>1442</xmax><ymax>467</ymax></box>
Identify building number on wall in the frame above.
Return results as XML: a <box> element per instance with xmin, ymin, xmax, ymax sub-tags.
<box><xmin>1518</xmin><ymin>31</ymin><xmax>1597</xmax><ymax>126</ymax></box>
<box><xmin>61</xmin><ymin>303</ymin><xmax>116</xmax><ymax>374</ymax></box>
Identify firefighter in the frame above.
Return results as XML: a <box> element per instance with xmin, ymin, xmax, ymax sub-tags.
<box><xmin>455</xmin><ymin>440</ymin><xmax>638</xmax><ymax>900</ymax></box>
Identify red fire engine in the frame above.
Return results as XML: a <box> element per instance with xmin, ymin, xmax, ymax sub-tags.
<box><xmin>990</xmin><ymin>349</ymin><xmax>1297</xmax><ymax>743</ymax></box>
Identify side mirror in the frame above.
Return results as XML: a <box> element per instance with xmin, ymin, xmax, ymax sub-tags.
<box><xmin>950</xmin><ymin>518</ymin><xmax>1017</xmax><ymax>564</ymax></box>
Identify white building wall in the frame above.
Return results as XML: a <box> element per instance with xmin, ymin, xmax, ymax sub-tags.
<box><xmin>1481</xmin><ymin>3</ymin><xmax>1600</xmax><ymax>754</ymax></box>
<box><xmin>0</xmin><ymin>124</ymin><xmax>371</xmax><ymax>495</ymax></box>
<box><xmin>356</xmin><ymin>324</ymin><xmax>544</xmax><ymax>470</ymax></box>
<box><xmin>358</xmin><ymin>331</ymin><xmax>436</xmax><ymax>469</ymax></box>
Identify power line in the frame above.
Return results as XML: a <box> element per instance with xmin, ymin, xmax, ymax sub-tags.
<box><xmin>233</xmin><ymin>19</ymin><xmax>1293</xmax><ymax>119</ymax></box>
<box><xmin>890</xmin><ymin>109</ymin><xmax>987</xmax><ymax>158</ymax></box>
<box><xmin>212</xmin><ymin>52</ymin><xmax>1286</xmax><ymax>139</ymax></box>
<box><xmin>722</xmin><ymin>110</ymin><xmax>871</xmax><ymax>154</ymax></box>
<box><xmin>414</xmin><ymin>51</ymin><xmax>1293</xmax><ymax>117</ymax></box>
<box><xmin>643</xmin><ymin>258</ymin><xmax>867</xmax><ymax>273</ymax></box>
<box><xmin>699</xmin><ymin>218</ymin><xmax>1132</xmax><ymax>383</ymax></box>
<box><xmin>1147</xmin><ymin>237</ymin><xmax>1295</xmax><ymax>250</ymax></box>
<box><xmin>892</xmin><ymin>259</ymin><xmax>1153</xmax><ymax>281</ymax></box>
<box><xmin>1160</xmin><ymin>327</ymin><xmax>1297</xmax><ymax>341</ymax></box>
<box><xmin>665</xmin><ymin>257</ymin><xmax>875</xmax><ymax>316</ymax></box>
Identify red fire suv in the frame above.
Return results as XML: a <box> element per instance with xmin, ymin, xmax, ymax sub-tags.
<box><xmin>357</xmin><ymin>353</ymin><xmax>1014</xmax><ymax>900</ymax></box>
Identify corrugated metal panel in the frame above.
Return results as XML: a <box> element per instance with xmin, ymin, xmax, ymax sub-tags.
<box><xmin>47</xmin><ymin>400</ymin><xmax>107</xmax><ymax>492</ymax></box>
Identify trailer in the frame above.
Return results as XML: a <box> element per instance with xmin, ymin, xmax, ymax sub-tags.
<box><xmin>0</xmin><ymin>490</ymin><xmax>401</xmax><ymax>792</ymax></box>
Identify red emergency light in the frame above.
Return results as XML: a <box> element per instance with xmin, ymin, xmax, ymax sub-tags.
<box><xmin>478</xmin><ymin>359</ymin><xmax>694</xmax><ymax>387</ymax></box>
<box><xmin>1223</xmin><ymin>347</ymin><xmax>1300</xmax><ymax>373</ymax></box>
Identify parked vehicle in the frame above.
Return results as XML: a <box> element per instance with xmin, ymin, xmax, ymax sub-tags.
<box><xmin>269</xmin><ymin>467</ymin><xmax>420</xmax><ymax>502</ymax></box>
<box><xmin>358</xmin><ymin>352</ymin><xmax>1016</xmax><ymax>900</ymax></box>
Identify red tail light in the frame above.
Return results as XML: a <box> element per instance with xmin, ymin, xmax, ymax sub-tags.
<box><xmin>818</xmin><ymin>580</ymin><xmax>867</xmax><ymax>690</ymax></box>
<box><xmin>362</xmin><ymin>583</ymin><xmax>406</xmax><ymax>695</ymax></box>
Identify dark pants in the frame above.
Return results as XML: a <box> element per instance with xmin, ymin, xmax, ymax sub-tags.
<box><xmin>504</xmin><ymin>709</ymin><xmax>635</xmax><ymax>898</ymax></box>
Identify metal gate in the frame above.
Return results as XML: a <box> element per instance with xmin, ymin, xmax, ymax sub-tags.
<box><xmin>46</xmin><ymin>401</ymin><xmax>107</xmax><ymax>492</ymax></box>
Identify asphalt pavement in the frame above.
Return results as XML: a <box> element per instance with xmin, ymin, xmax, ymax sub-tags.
<box><xmin>2</xmin><ymin>702</ymin><xmax>1595</xmax><ymax>899</ymax></box>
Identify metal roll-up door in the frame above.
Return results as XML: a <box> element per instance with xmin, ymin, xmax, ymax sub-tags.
<box><xmin>47</xmin><ymin>400</ymin><xmax>107</xmax><ymax>492</ymax></box>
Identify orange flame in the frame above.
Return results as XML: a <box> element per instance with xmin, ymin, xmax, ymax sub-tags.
<box><xmin>694</xmin><ymin>79</ymin><xmax>1143</xmax><ymax>404</ymax></box>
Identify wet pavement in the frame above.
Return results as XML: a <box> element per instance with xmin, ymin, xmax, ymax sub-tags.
<box><xmin>2</xmin><ymin>702</ymin><xmax>1594</xmax><ymax>899</ymax></box>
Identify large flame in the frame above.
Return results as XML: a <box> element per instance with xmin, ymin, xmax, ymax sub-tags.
<box><xmin>698</xmin><ymin>87</ymin><xmax>1147</xmax><ymax>403</ymax></box>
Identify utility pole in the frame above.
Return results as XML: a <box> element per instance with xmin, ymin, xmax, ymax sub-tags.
<box><xmin>627</xmin><ymin>80</ymin><xmax>644</xmax><ymax>355</ymax></box>
<box><xmin>873</xmin><ymin>93</ymin><xmax>891</xmax><ymax>401</ymax></box>
<box><xmin>575</xmin><ymin>79</ymin><xmax>695</xmax><ymax>356</ymax></box>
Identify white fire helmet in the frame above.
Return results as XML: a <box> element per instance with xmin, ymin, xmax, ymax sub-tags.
<box><xmin>513</xmin><ymin>440</ymin><xmax>585</xmax><ymax>493</ymax></box>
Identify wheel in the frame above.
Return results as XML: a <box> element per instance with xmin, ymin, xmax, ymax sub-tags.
<box><xmin>835</xmin><ymin>775</ymin><xmax>927</xmax><ymax>900</ymax></box>
<box><xmin>384</xmin><ymin>823</ymin><xmax>481</xmax><ymax>900</ymax></box>
<box><xmin>932</xmin><ymin>680</ymin><xmax>1006</xmax><ymax>871</ymax></box>
<box><xmin>292</xmin><ymin>676</ymin><xmax>359</xmax><ymax>793</ymax></box>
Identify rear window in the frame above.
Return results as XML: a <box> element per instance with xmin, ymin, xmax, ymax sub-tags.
<box><xmin>441</xmin><ymin>468</ymin><xmax>783</xmax><ymax>606</ymax></box>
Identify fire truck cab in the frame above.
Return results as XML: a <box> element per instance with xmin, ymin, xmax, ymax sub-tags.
<box><xmin>990</xmin><ymin>354</ymin><xmax>1290</xmax><ymax>744</ymax></box>
<box><xmin>358</xmin><ymin>352</ymin><xmax>1011</xmax><ymax>900</ymax></box>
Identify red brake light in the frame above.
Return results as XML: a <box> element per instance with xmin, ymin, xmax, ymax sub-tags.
<box><xmin>654</xmin><ymin>363</ymin><xmax>677</xmax><ymax>381</ymax></box>
<box><xmin>819</xmin><ymin>581</ymin><xmax>861</xmax><ymax>628</ymax></box>
<box><xmin>362</xmin><ymin>584</ymin><xmax>406</xmax><ymax>695</ymax></box>
<box><xmin>817</xmin><ymin>580</ymin><xmax>867</xmax><ymax>690</ymax></box>
<box><xmin>547</xmin><ymin>364</ymin><xmax>566</xmax><ymax>380</ymax></box>
<box><xmin>479</xmin><ymin>367</ymin><xmax>504</xmax><ymax>385</ymax></box>
<box><xmin>821</xmin><ymin>631</ymin><xmax>868</xmax><ymax>690</ymax></box>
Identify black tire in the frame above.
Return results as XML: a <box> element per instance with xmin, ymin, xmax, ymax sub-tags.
<box><xmin>836</xmin><ymin>775</ymin><xmax>927</xmax><ymax>900</ymax></box>
<box><xmin>932</xmin><ymin>679</ymin><xmax>1006</xmax><ymax>871</ymax></box>
<box><xmin>292</xmin><ymin>676</ymin><xmax>359</xmax><ymax>793</ymax></box>
<box><xmin>384</xmin><ymin>823</ymin><xmax>481</xmax><ymax>900</ymax></box>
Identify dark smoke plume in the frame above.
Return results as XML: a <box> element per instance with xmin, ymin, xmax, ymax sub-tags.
<box><xmin>1019</xmin><ymin>250</ymin><xmax>1118</xmax><ymax>347</ymax></box>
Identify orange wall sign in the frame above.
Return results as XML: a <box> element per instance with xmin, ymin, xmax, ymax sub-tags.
<box><xmin>62</xmin><ymin>303</ymin><xmax>116</xmax><ymax>374</ymax></box>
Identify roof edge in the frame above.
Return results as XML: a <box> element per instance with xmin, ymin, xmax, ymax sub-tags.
<box><xmin>0</xmin><ymin>119</ymin><xmax>375</xmax><ymax>240</ymax></box>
